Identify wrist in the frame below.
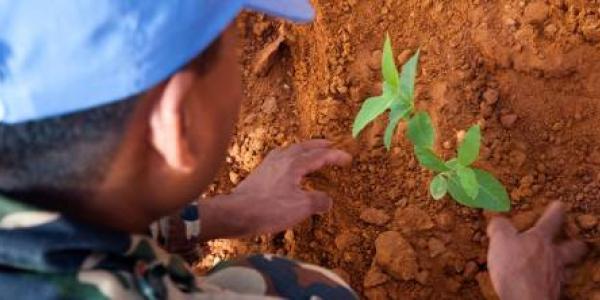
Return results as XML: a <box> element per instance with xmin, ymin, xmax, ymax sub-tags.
<box><xmin>197</xmin><ymin>194</ymin><xmax>251</xmax><ymax>242</ymax></box>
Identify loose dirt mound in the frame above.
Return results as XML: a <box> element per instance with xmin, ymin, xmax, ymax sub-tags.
<box><xmin>196</xmin><ymin>1</ymin><xmax>600</xmax><ymax>298</ymax></box>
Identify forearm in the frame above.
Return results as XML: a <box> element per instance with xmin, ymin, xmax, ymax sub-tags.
<box><xmin>197</xmin><ymin>193</ymin><xmax>252</xmax><ymax>242</ymax></box>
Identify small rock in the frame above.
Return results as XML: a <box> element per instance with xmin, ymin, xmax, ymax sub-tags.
<box><xmin>360</xmin><ymin>208</ymin><xmax>391</xmax><ymax>226</ymax></box>
<box><xmin>364</xmin><ymin>287</ymin><xmax>388</xmax><ymax>300</ymax></box>
<box><xmin>483</xmin><ymin>88</ymin><xmax>499</xmax><ymax>105</ymax></box>
<box><xmin>511</xmin><ymin>210</ymin><xmax>538</xmax><ymax>231</ymax></box>
<box><xmin>374</xmin><ymin>231</ymin><xmax>419</xmax><ymax>280</ymax></box>
<box><xmin>397</xmin><ymin>49</ymin><xmax>413</xmax><ymax>65</ymax></box>
<box><xmin>394</xmin><ymin>205</ymin><xmax>435</xmax><ymax>231</ymax></box>
<box><xmin>428</xmin><ymin>238</ymin><xmax>446</xmax><ymax>258</ymax></box>
<box><xmin>363</xmin><ymin>268</ymin><xmax>390</xmax><ymax>288</ymax></box>
<box><xmin>335</xmin><ymin>232</ymin><xmax>361</xmax><ymax>251</ymax></box>
<box><xmin>544</xmin><ymin>23</ymin><xmax>558</xmax><ymax>36</ymax></box>
<box><xmin>228</xmin><ymin>171</ymin><xmax>240</xmax><ymax>184</ymax></box>
<box><xmin>523</xmin><ymin>1</ymin><xmax>549</xmax><ymax>25</ymax></box>
<box><xmin>436</xmin><ymin>212</ymin><xmax>456</xmax><ymax>231</ymax></box>
<box><xmin>576</xmin><ymin>214</ymin><xmax>598</xmax><ymax>230</ymax></box>
<box><xmin>500</xmin><ymin>114</ymin><xmax>518</xmax><ymax>128</ymax></box>
<box><xmin>261</xmin><ymin>96</ymin><xmax>278</xmax><ymax>114</ymax></box>
<box><xmin>463</xmin><ymin>261</ymin><xmax>479</xmax><ymax>279</ymax></box>
<box><xmin>367</xmin><ymin>50</ymin><xmax>382</xmax><ymax>70</ymax></box>
<box><xmin>457</xmin><ymin>131</ymin><xmax>469</xmax><ymax>147</ymax></box>
<box><xmin>416</xmin><ymin>270</ymin><xmax>429</xmax><ymax>285</ymax></box>
<box><xmin>445</xmin><ymin>277</ymin><xmax>462</xmax><ymax>293</ymax></box>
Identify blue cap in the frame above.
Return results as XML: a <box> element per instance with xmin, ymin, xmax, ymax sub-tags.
<box><xmin>0</xmin><ymin>0</ymin><xmax>314</xmax><ymax>124</ymax></box>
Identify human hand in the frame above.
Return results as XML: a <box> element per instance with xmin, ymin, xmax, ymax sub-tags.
<box><xmin>198</xmin><ymin>139</ymin><xmax>352</xmax><ymax>240</ymax></box>
<box><xmin>486</xmin><ymin>202</ymin><xmax>588</xmax><ymax>300</ymax></box>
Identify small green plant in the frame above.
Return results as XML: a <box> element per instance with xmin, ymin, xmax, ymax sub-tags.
<box><xmin>352</xmin><ymin>34</ymin><xmax>510</xmax><ymax>212</ymax></box>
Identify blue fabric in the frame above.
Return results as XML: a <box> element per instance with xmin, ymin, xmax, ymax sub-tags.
<box><xmin>0</xmin><ymin>0</ymin><xmax>314</xmax><ymax>124</ymax></box>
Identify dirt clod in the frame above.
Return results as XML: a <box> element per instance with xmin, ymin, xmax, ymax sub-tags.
<box><xmin>363</xmin><ymin>267</ymin><xmax>390</xmax><ymax>288</ymax></box>
<box><xmin>500</xmin><ymin>114</ymin><xmax>518</xmax><ymax>128</ymax></box>
<box><xmin>367</xmin><ymin>50</ymin><xmax>382</xmax><ymax>70</ymax></box>
<box><xmin>374</xmin><ymin>231</ymin><xmax>419</xmax><ymax>281</ymax></box>
<box><xmin>576</xmin><ymin>214</ymin><xmax>598</xmax><ymax>230</ymax></box>
<box><xmin>523</xmin><ymin>1</ymin><xmax>549</xmax><ymax>25</ymax></box>
<box><xmin>393</xmin><ymin>205</ymin><xmax>435</xmax><ymax>231</ymax></box>
<box><xmin>335</xmin><ymin>232</ymin><xmax>361</xmax><ymax>251</ymax></box>
<box><xmin>483</xmin><ymin>88</ymin><xmax>499</xmax><ymax>105</ymax></box>
<box><xmin>428</xmin><ymin>238</ymin><xmax>446</xmax><ymax>258</ymax></box>
<box><xmin>360</xmin><ymin>208</ymin><xmax>391</xmax><ymax>226</ymax></box>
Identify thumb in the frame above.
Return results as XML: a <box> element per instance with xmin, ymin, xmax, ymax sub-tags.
<box><xmin>307</xmin><ymin>191</ymin><xmax>333</xmax><ymax>214</ymax></box>
<box><xmin>487</xmin><ymin>217</ymin><xmax>517</xmax><ymax>240</ymax></box>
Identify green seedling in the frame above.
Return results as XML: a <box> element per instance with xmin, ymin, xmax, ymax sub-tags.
<box><xmin>352</xmin><ymin>34</ymin><xmax>510</xmax><ymax>212</ymax></box>
<box><xmin>352</xmin><ymin>34</ymin><xmax>419</xmax><ymax>150</ymax></box>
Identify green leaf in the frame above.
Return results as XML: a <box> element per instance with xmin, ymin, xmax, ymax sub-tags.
<box><xmin>352</xmin><ymin>95</ymin><xmax>392</xmax><ymax>138</ymax></box>
<box><xmin>456</xmin><ymin>166</ymin><xmax>479</xmax><ymax>199</ymax></box>
<box><xmin>383</xmin><ymin>102</ymin><xmax>411</xmax><ymax>150</ymax></box>
<box><xmin>472</xmin><ymin>169</ymin><xmax>511</xmax><ymax>212</ymax></box>
<box><xmin>382</xmin><ymin>34</ymin><xmax>400</xmax><ymax>90</ymax></box>
<box><xmin>399</xmin><ymin>49</ymin><xmax>420</xmax><ymax>104</ymax></box>
<box><xmin>407</xmin><ymin>112</ymin><xmax>434</xmax><ymax>148</ymax></box>
<box><xmin>458</xmin><ymin>125</ymin><xmax>481</xmax><ymax>166</ymax></box>
<box><xmin>447</xmin><ymin>173</ymin><xmax>479</xmax><ymax>208</ymax></box>
<box><xmin>447</xmin><ymin>169</ymin><xmax>511</xmax><ymax>212</ymax></box>
<box><xmin>414</xmin><ymin>146</ymin><xmax>449</xmax><ymax>172</ymax></box>
<box><xmin>445</xmin><ymin>158</ymin><xmax>459</xmax><ymax>170</ymax></box>
<box><xmin>430</xmin><ymin>174</ymin><xmax>448</xmax><ymax>200</ymax></box>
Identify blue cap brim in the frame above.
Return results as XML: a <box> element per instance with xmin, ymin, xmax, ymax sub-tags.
<box><xmin>245</xmin><ymin>0</ymin><xmax>315</xmax><ymax>23</ymax></box>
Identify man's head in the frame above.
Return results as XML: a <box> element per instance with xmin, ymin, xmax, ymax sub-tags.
<box><xmin>0</xmin><ymin>1</ymin><xmax>314</xmax><ymax>232</ymax></box>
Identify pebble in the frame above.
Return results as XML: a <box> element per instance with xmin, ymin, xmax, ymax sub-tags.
<box><xmin>576</xmin><ymin>214</ymin><xmax>598</xmax><ymax>230</ymax></box>
<box><xmin>360</xmin><ymin>208</ymin><xmax>391</xmax><ymax>226</ymax></box>
<box><xmin>436</xmin><ymin>212</ymin><xmax>456</xmax><ymax>231</ymax></box>
<box><xmin>374</xmin><ymin>231</ymin><xmax>419</xmax><ymax>280</ymax></box>
<box><xmin>397</xmin><ymin>49</ymin><xmax>413</xmax><ymax>65</ymax></box>
<box><xmin>394</xmin><ymin>205</ymin><xmax>435</xmax><ymax>231</ymax></box>
<box><xmin>228</xmin><ymin>171</ymin><xmax>240</xmax><ymax>184</ymax></box>
<box><xmin>500</xmin><ymin>114</ymin><xmax>518</xmax><ymax>128</ymax></box>
<box><xmin>483</xmin><ymin>88</ymin><xmax>499</xmax><ymax>105</ymax></box>
<box><xmin>428</xmin><ymin>238</ymin><xmax>446</xmax><ymax>258</ymax></box>
<box><xmin>363</xmin><ymin>268</ymin><xmax>390</xmax><ymax>288</ymax></box>
<box><xmin>335</xmin><ymin>232</ymin><xmax>361</xmax><ymax>251</ymax></box>
<box><xmin>523</xmin><ymin>1</ymin><xmax>550</xmax><ymax>25</ymax></box>
<box><xmin>367</xmin><ymin>50</ymin><xmax>382</xmax><ymax>70</ymax></box>
<box><xmin>261</xmin><ymin>96</ymin><xmax>278</xmax><ymax>114</ymax></box>
<box><xmin>511</xmin><ymin>210</ymin><xmax>538</xmax><ymax>231</ymax></box>
<box><xmin>416</xmin><ymin>270</ymin><xmax>429</xmax><ymax>285</ymax></box>
<box><xmin>463</xmin><ymin>261</ymin><xmax>479</xmax><ymax>279</ymax></box>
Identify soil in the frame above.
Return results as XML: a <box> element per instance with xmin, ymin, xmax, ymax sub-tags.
<box><xmin>195</xmin><ymin>1</ymin><xmax>600</xmax><ymax>299</ymax></box>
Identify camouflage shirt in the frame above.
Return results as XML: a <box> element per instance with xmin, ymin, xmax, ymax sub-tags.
<box><xmin>0</xmin><ymin>195</ymin><xmax>357</xmax><ymax>300</ymax></box>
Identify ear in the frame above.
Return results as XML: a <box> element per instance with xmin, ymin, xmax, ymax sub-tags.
<box><xmin>148</xmin><ymin>70</ymin><xmax>196</xmax><ymax>173</ymax></box>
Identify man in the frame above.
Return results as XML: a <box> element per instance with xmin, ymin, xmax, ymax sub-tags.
<box><xmin>0</xmin><ymin>1</ymin><xmax>587</xmax><ymax>299</ymax></box>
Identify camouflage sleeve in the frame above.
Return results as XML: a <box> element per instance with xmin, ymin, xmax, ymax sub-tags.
<box><xmin>199</xmin><ymin>254</ymin><xmax>358</xmax><ymax>299</ymax></box>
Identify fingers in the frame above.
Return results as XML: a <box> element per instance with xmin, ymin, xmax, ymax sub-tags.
<box><xmin>487</xmin><ymin>217</ymin><xmax>518</xmax><ymax>240</ymax></box>
<box><xmin>284</xmin><ymin>139</ymin><xmax>332</xmax><ymax>155</ymax></box>
<box><xmin>530</xmin><ymin>201</ymin><xmax>565</xmax><ymax>239</ymax></box>
<box><xmin>306</xmin><ymin>191</ymin><xmax>333</xmax><ymax>214</ymax></box>
<box><xmin>557</xmin><ymin>240</ymin><xmax>588</xmax><ymax>266</ymax></box>
<box><xmin>292</xmin><ymin>148</ymin><xmax>352</xmax><ymax>179</ymax></box>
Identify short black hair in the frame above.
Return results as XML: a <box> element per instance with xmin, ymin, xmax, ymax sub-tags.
<box><xmin>0</xmin><ymin>96</ymin><xmax>138</xmax><ymax>202</ymax></box>
<box><xmin>0</xmin><ymin>37</ymin><xmax>224</xmax><ymax>206</ymax></box>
